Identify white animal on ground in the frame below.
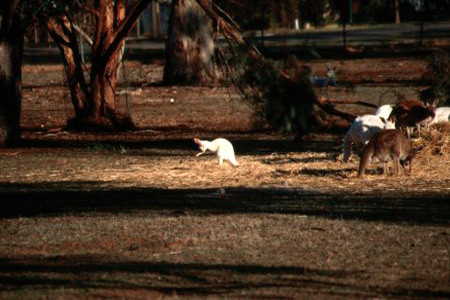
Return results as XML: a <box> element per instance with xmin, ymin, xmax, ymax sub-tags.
<box><xmin>343</xmin><ymin>114</ymin><xmax>396</xmax><ymax>162</ymax></box>
<box><xmin>429</xmin><ymin>106</ymin><xmax>450</xmax><ymax>125</ymax></box>
<box><xmin>194</xmin><ymin>137</ymin><xmax>239</xmax><ymax>167</ymax></box>
<box><xmin>375</xmin><ymin>104</ymin><xmax>393</xmax><ymax>120</ymax></box>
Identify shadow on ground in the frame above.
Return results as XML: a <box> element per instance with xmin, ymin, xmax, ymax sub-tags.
<box><xmin>1</xmin><ymin>181</ymin><xmax>449</xmax><ymax>226</ymax></box>
<box><xmin>1</xmin><ymin>254</ymin><xmax>449</xmax><ymax>298</ymax></box>
<box><xmin>18</xmin><ymin>136</ymin><xmax>339</xmax><ymax>155</ymax></box>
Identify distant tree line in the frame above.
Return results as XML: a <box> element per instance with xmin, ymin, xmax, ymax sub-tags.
<box><xmin>216</xmin><ymin>0</ymin><xmax>450</xmax><ymax>30</ymax></box>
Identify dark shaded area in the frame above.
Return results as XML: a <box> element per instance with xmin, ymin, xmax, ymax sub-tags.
<box><xmin>16</xmin><ymin>135</ymin><xmax>339</xmax><ymax>155</ymax></box>
<box><xmin>0</xmin><ymin>182</ymin><xmax>449</xmax><ymax>226</ymax></box>
<box><xmin>24</xmin><ymin>42</ymin><xmax>446</xmax><ymax>65</ymax></box>
<box><xmin>0</xmin><ymin>255</ymin><xmax>448</xmax><ymax>298</ymax></box>
<box><xmin>259</xmin><ymin>43</ymin><xmax>449</xmax><ymax>61</ymax></box>
<box><xmin>24</xmin><ymin>21</ymin><xmax>450</xmax><ymax>65</ymax></box>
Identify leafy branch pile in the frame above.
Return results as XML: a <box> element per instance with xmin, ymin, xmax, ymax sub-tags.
<box><xmin>226</xmin><ymin>52</ymin><xmax>317</xmax><ymax>137</ymax></box>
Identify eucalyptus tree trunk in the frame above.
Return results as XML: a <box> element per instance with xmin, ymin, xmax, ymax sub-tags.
<box><xmin>394</xmin><ymin>0</ymin><xmax>401</xmax><ymax>24</ymax></box>
<box><xmin>87</xmin><ymin>0</ymin><xmax>130</xmax><ymax>129</ymax></box>
<box><xmin>0</xmin><ymin>0</ymin><xmax>23</xmax><ymax>146</ymax></box>
<box><xmin>47</xmin><ymin>0</ymin><xmax>150</xmax><ymax>131</ymax></box>
<box><xmin>164</xmin><ymin>0</ymin><xmax>217</xmax><ymax>85</ymax></box>
<box><xmin>47</xmin><ymin>17</ymin><xmax>89</xmax><ymax>121</ymax></box>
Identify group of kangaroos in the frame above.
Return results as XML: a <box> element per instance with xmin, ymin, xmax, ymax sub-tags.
<box><xmin>194</xmin><ymin>99</ymin><xmax>450</xmax><ymax>178</ymax></box>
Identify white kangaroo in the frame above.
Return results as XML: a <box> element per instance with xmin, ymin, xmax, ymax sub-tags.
<box><xmin>194</xmin><ymin>138</ymin><xmax>239</xmax><ymax>167</ymax></box>
<box><xmin>342</xmin><ymin>115</ymin><xmax>396</xmax><ymax>162</ymax></box>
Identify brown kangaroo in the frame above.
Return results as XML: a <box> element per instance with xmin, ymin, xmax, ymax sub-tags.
<box><xmin>389</xmin><ymin>99</ymin><xmax>435</xmax><ymax>138</ymax></box>
<box><xmin>358</xmin><ymin>129</ymin><xmax>414</xmax><ymax>177</ymax></box>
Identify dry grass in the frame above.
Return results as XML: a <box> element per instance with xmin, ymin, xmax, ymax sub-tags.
<box><xmin>1</xmin><ymin>135</ymin><xmax>449</xmax><ymax>299</ymax></box>
<box><xmin>4</xmin><ymin>125</ymin><xmax>450</xmax><ymax>195</ymax></box>
<box><xmin>1</xmin><ymin>58</ymin><xmax>450</xmax><ymax>299</ymax></box>
<box><xmin>416</xmin><ymin>122</ymin><xmax>450</xmax><ymax>156</ymax></box>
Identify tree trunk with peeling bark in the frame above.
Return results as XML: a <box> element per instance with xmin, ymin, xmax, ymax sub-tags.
<box><xmin>0</xmin><ymin>0</ymin><xmax>23</xmax><ymax>146</ymax></box>
<box><xmin>84</xmin><ymin>0</ymin><xmax>129</xmax><ymax>129</ymax></box>
<box><xmin>47</xmin><ymin>0</ymin><xmax>150</xmax><ymax>131</ymax></box>
<box><xmin>47</xmin><ymin>18</ymin><xmax>88</xmax><ymax>121</ymax></box>
<box><xmin>164</xmin><ymin>0</ymin><xmax>217</xmax><ymax>85</ymax></box>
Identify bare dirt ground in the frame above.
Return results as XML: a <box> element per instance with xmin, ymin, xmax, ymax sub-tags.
<box><xmin>0</xmin><ymin>53</ymin><xmax>449</xmax><ymax>299</ymax></box>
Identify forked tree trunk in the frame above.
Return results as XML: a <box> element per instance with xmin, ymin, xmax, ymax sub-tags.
<box><xmin>0</xmin><ymin>0</ymin><xmax>23</xmax><ymax>146</ymax></box>
<box><xmin>164</xmin><ymin>0</ymin><xmax>217</xmax><ymax>85</ymax></box>
<box><xmin>47</xmin><ymin>18</ymin><xmax>89</xmax><ymax>120</ymax></box>
<box><xmin>47</xmin><ymin>1</ymin><xmax>136</xmax><ymax>131</ymax></box>
<box><xmin>87</xmin><ymin>0</ymin><xmax>131</xmax><ymax>129</ymax></box>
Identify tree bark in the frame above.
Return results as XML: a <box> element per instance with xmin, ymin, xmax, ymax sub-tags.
<box><xmin>47</xmin><ymin>0</ymin><xmax>151</xmax><ymax>131</ymax></box>
<box><xmin>164</xmin><ymin>0</ymin><xmax>217</xmax><ymax>85</ymax></box>
<box><xmin>46</xmin><ymin>17</ymin><xmax>89</xmax><ymax>119</ymax></box>
<box><xmin>0</xmin><ymin>0</ymin><xmax>24</xmax><ymax>146</ymax></box>
<box><xmin>87</xmin><ymin>0</ymin><xmax>127</xmax><ymax>129</ymax></box>
<box><xmin>394</xmin><ymin>0</ymin><xmax>401</xmax><ymax>24</ymax></box>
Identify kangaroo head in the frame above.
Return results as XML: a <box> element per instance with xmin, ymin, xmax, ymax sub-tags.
<box><xmin>194</xmin><ymin>138</ymin><xmax>209</xmax><ymax>152</ymax></box>
<box><xmin>380</xmin><ymin>117</ymin><xmax>396</xmax><ymax>129</ymax></box>
<box><xmin>326</xmin><ymin>64</ymin><xmax>337</xmax><ymax>79</ymax></box>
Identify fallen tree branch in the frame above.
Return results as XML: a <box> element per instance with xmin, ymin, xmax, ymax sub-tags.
<box><xmin>320</xmin><ymin>97</ymin><xmax>378</xmax><ymax>108</ymax></box>
<box><xmin>72</xmin><ymin>24</ymin><xmax>93</xmax><ymax>45</ymax></box>
<box><xmin>316</xmin><ymin>97</ymin><xmax>356</xmax><ymax>122</ymax></box>
<box><xmin>195</xmin><ymin>0</ymin><xmax>261</xmax><ymax>59</ymax></box>
<box><xmin>195</xmin><ymin>0</ymin><xmax>357</xmax><ymax>124</ymax></box>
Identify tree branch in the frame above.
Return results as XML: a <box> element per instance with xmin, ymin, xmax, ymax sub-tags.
<box><xmin>195</xmin><ymin>0</ymin><xmax>356</xmax><ymax>123</ymax></box>
<box><xmin>316</xmin><ymin>97</ymin><xmax>356</xmax><ymax>122</ymax></box>
<box><xmin>195</xmin><ymin>0</ymin><xmax>262</xmax><ymax>60</ymax></box>
<box><xmin>100</xmin><ymin>0</ymin><xmax>152</xmax><ymax>67</ymax></box>
<box><xmin>72</xmin><ymin>24</ymin><xmax>93</xmax><ymax>46</ymax></box>
<box><xmin>321</xmin><ymin>97</ymin><xmax>378</xmax><ymax>108</ymax></box>
<box><xmin>46</xmin><ymin>19</ymin><xmax>71</xmax><ymax>47</ymax></box>
<box><xmin>47</xmin><ymin>17</ymin><xmax>90</xmax><ymax>100</ymax></box>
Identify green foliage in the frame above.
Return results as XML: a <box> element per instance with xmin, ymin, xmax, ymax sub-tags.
<box><xmin>420</xmin><ymin>50</ymin><xmax>450</xmax><ymax>106</ymax></box>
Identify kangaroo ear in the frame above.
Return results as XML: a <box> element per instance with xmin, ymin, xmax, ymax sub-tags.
<box><xmin>193</xmin><ymin>138</ymin><xmax>201</xmax><ymax>145</ymax></box>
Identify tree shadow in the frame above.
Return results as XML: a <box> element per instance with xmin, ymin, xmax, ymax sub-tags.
<box><xmin>0</xmin><ymin>182</ymin><xmax>449</xmax><ymax>226</ymax></box>
<box><xmin>1</xmin><ymin>255</ymin><xmax>448</xmax><ymax>298</ymax></box>
<box><xmin>18</xmin><ymin>136</ymin><xmax>340</xmax><ymax>157</ymax></box>
<box><xmin>299</xmin><ymin>168</ymin><xmax>352</xmax><ymax>177</ymax></box>
<box><xmin>261</xmin><ymin>155</ymin><xmax>336</xmax><ymax>165</ymax></box>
